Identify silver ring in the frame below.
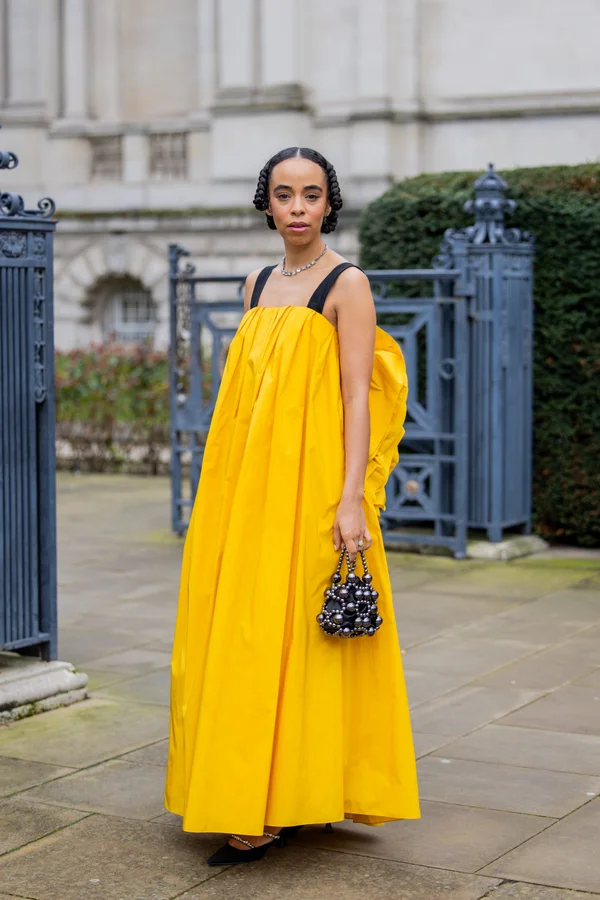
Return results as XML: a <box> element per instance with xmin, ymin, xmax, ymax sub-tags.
<box><xmin>358</xmin><ymin>539</ymin><xmax>364</xmax><ymax>547</ymax></box>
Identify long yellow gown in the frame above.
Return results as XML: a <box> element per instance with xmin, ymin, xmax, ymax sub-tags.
<box><xmin>164</xmin><ymin>280</ymin><xmax>421</xmax><ymax>834</ymax></box>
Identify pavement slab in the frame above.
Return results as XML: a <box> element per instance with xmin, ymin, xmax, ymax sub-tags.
<box><xmin>0</xmin><ymin>799</ymin><xmax>88</xmax><ymax>855</ymax></box>
<box><xmin>75</xmin><ymin>647</ymin><xmax>173</xmax><ymax>676</ymax></box>
<box><xmin>19</xmin><ymin>759</ymin><xmax>167</xmax><ymax>820</ymax></box>
<box><xmin>0</xmin><ymin>894</ymin><xmax>37</xmax><ymax>899</ymax></box>
<box><xmin>408</xmin><ymin>685</ymin><xmax>542</xmax><ymax>739</ymax></box>
<box><xmin>57</xmin><ymin>626</ymin><xmax>147</xmax><ymax>666</ymax></box>
<box><xmin>575</xmin><ymin>668</ymin><xmax>600</xmax><ymax>688</ymax></box>
<box><xmin>65</xmin><ymin>611</ymin><xmax>172</xmax><ymax>641</ymax></box>
<box><xmin>0</xmin><ymin>815</ymin><xmax>223</xmax><ymax>900</ymax></box>
<box><xmin>500</xmin><ymin>684</ymin><xmax>600</xmax><ymax>736</ymax></box>
<box><xmin>412</xmin><ymin>732</ymin><xmax>456</xmax><ymax>758</ymax></box>
<box><xmin>418</xmin><ymin>757</ymin><xmax>600</xmax><ymax>817</ymax></box>
<box><xmin>389</xmin><ymin>567</ymin><xmax>458</xmax><ymax>594</ymax></box>
<box><xmin>475</xmin><ymin>628</ymin><xmax>600</xmax><ymax>691</ymax></box>
<box><xmin>481</xmin><ymin>797</ymin><xmax>600</xmax><ymax>894</ymax></box>
<box><xmin>402</xmin><ymin>635</ymin><xmax>544</xmax><ymax>679</ymax></box>
<box><xmin>119</xmin><ymin>738</ymin><xmax>169</xmax><ymax>767</ymax></box>
<box><xmin>490</xmin><ymin>885</ymin><xmax>600</xmax><ymax>899</ymax></box>
<box><xmin>96</xmin><ymin>667</ymin><xmax>171</xmax><ymax>706</ymax></box>
<box><xmin>175</xmin><ymin>844</ymin><xmax>500</xmax><ymax>900</ymax></box>
<box><xmin>454</xmin><ymin>591</ymin><xmax>600</xmax><ymax>645</ymax></box>
<box><xmin>0</xmin><ymin>756</ymin><xmax>74</xmax><ymax>797</ymax></box>
<box><xmin>393</xmin><ymin>592</ymin><xmax>523</xmax><ymax>648</ymax></box>
<box><xmin>403</xmin><ymin>669</ymin><xmax>475</xmax><ymax>708</ymax></box>
<box><xmin>433</xmin><ymin>724</ymin><xmax>600</xmax><ymax>776</ymax></box>
<box><xmin>419</xmin><ymin>564</ymin><xmax>587</xmax><ymax>600</ymax></box>
<box><xmin>294</xmin><ymin>802</ymin><xmax>553</xmax><ymax>873</ymax></box>
<box><xmin>0</xmin><ymin>698</ymin><xmax>168</xmax><ymax>767</ymax></box>
<box><xmin>83</xmin><ymin>668</ymin><xmax>137</xmax><ymax>691</ymax></box>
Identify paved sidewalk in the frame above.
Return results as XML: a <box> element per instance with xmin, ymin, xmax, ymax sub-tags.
<box><xmin>0</xmin><ymin>473</ymin><xmax>599</xmax><ymax>899</ymax></box>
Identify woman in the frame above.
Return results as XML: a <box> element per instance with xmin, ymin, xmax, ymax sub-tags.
<box><xmin>164</xmin><ymin>147</ymin><xmax>420</xmax><ymax>866</ymax></box>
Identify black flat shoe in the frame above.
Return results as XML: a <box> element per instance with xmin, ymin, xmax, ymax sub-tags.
<box><xmin>206</xmin><ymin>831</ymin><xmax>282</xmax><ymax>867</ymax></box>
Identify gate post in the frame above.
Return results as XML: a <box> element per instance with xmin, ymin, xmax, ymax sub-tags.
<box><xmin>442</xmin><ymin>165</ymin><xmax>535</xmax><ymax>543</ymax></box>
<box><xmin>0</xmin><ymin>134</ymin><xmax>58</xmax><ymax>660</ymax></box>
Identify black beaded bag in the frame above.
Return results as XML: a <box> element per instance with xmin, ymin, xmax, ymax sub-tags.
<box><xmin>317</xmin><ymin>547</ymin><xmax>383</xmax><ymax>638</ymax></box>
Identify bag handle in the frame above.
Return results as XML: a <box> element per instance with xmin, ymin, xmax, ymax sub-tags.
<box><xmin>337</xmin><ymin>545</ymin><xmax>370</xmax><ymax>579</ymax></box>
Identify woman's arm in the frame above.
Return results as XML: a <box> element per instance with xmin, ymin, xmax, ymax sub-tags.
<box><xmin>332</xmin><ymin>267</ymin><xmax>376</xmax><ymax>560</ymax></box>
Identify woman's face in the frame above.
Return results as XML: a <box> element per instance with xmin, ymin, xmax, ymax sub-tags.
<box><xmin>267</xmin><ymin>157</ymin><xmax>330</xmax><ymax>245</ymax></box>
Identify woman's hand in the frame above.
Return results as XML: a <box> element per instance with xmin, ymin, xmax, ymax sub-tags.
<box><xmin>333</xmin><ymin>497</ymin><xmax>372</xmax><ymax>562</ymax></box>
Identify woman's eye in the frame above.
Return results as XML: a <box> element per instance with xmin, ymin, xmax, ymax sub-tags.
<box><xmin>306</xmin><ymin>194</ymin><xmax>319</xmax><ymax>201</ymax></box>
<box><xmin>275</xmin><ymin>193</ymin><xmax>289</xmax><ymax>201</ymax></box>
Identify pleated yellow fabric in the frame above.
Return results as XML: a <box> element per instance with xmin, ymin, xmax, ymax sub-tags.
<box><xmin>164</xmin><ymin>304</ymin><xmax>420</xmax><ymax>834</ymax></box>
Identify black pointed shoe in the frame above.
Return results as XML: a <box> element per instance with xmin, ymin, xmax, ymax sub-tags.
<box><xmin>206</xmin><ymin>830</ymin><xmax>283</xmax><ymax>867</ymax></box>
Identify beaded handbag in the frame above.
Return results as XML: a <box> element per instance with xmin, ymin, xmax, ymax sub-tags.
<box><xmin>317</xmin><ymin>547</ymin><xmax>383</xmax><ymax>638</ymax></box>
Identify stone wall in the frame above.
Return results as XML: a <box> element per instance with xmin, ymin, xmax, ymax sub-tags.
<box><xmin>1</xmin><ymin>0</ymin><xmax>598</xmax><ymax>346</ymax></box>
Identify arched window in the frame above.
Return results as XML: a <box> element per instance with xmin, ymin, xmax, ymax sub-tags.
<box><xmin>87</xmin><ymin>275</ymin><xmax>157</xmax><ymax>345</ymax></box>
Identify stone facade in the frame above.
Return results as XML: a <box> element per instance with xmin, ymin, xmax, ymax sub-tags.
<box><xmin>1</xmin><ymin>0</ymin><xmax>599</xmax><ymax>347</ymax></box>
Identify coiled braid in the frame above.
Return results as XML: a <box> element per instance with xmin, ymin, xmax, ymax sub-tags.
<box><xmin>253</xmin><ymin>147</ymin><xmax>343</xmax><ymax>234</ymax></box>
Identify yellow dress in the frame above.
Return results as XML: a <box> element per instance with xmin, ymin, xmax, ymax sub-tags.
<box><xmin>164</xmin><ymin>268</ymin><xmax>420</xmax><ymax>834</ymax></box>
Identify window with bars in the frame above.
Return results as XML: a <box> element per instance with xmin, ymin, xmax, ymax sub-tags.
<box><xmin>90</xmin><ymin>136</ymin><xmax>123</xmax><ymax>180</ymax></box>
<box><xmin>149</xmin><ymin>132</ymin><xmax>188</xmax><ymax>180</ymax></box>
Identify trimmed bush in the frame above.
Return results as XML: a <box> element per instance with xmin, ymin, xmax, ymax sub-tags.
<box><xmin>55</xmin><ymin>344</ymin><xmax>170</xmax><ymax>473</ymax></box>
<box><xmin>359</xmin><ymin>164</ymin><xmax>600</xmax><ymax>546</ymax></box>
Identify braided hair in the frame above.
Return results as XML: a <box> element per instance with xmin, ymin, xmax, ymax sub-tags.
<box><xmin>253</xmin><ymin>147</ymin><xmax>343</xmax><ymax>234</ymax></box>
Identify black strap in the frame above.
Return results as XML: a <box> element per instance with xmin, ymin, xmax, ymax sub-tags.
<box><xmin>250</xmin><ymin>261</ymin><xmax>361</xmax><ymax>314</ymax></box>
<box><xmin>249</xmin><ymin>265</ymin><xmax>277</xmax><ymax>308</ymax></box>
<box><xmin>307</xmin><ymin>262</ymin><xmax>360</xmax><ymax>315</ymax></box>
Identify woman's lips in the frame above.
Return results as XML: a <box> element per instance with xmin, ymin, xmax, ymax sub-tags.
<box><xmin>288</xmin><ymin>223</ymin><xmax>308</xmax><ymax>231</ymax></box>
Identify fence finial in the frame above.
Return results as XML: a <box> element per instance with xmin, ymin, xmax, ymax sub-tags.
<box><xmin>463</xmin><ymin>163</ymin><xmax>518</xmax><ymax>245</ymax></box>
<box><xmin>0</xmin><ymin>123</ymin><xmax>56</xmax><ymax>218</ymax></box>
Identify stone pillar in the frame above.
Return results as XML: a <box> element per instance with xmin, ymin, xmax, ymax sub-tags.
<box><xmin>346</xmin><ymin>0</ymin><xmax>393</xmax><ymax>200</ymax></box>
<box><xmin>3</xmin><ymin>0</ymin><xmax>44</xmax><ymax>110</ymax></box>
<box><xmin>61</xmin><ymin>0</ymin><xmax>88</xmax><ymax>122</ymax></box>
<box><xmin>259</xmin><ymin>0</ymin><xmax>298</xmax><ymax>88</ymax></box>
<box><xmin>389</xmin><ymin>0</ymin><xmax>423</xmax><ymax>177</ymax></box>
<box><xmin>189</xmin><ymin>0</ymin><xmax>215</xmax><ymax>181</ymax></box>
<box><xmin>195</xmin><ymin>0</ymin><xmax>216</xmax><ymax>114</ymax></box>
<box><xmin>90</xmin><ymin>0</ymin><xmax>120</xmax><ymax>122</ymax></box>
<box><xmin>210</xmin><ymin>0</ymin><xmax>310</xmax><ymax>183</ymax></box>
<box><xmin>355</xmin><ymin>0</ymin><xmax>389</xmax><ymax>109</ymax></box>
<box><xmin>123</xmin><ymin>133</ymin><xmax>149</xmax><ymax>184</ymax></box>
<box><xmin>216</xmin><ymin>0</ymin><xmax>257</xmax><ymax>93</ymax></box>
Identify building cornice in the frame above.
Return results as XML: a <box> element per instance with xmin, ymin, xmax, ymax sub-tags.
<box><xmin>54</xmin><ymin>206</ymin><xmax>361</xmax><ymax>235</ymax></box>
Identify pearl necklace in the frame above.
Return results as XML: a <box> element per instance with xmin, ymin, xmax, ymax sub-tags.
<box><xmin>280</xmin><ymin>243</ymin><xmax>328</xmax><ymax>277</ymax></box>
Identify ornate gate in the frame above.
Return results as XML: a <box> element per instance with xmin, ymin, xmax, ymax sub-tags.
<box><xmin>169</xmin><ymin>167</ymin><xmax>534</xmax><ymax>560</ymax></box>
<box><xmin>0</xmin><ymin>135</ymin><xmax>57</xmax><ymax>659</ymax></box>
<box><xmin>168</xmin><ymin>260</ymin><xmax>470</xmax><ymax>557</ymax></box>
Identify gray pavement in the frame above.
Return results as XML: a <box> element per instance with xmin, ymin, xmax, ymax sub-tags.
<box><xmin>0</xmin><ymin>473</ymin><xmax>599</xmax><ymax>899</ymax></box>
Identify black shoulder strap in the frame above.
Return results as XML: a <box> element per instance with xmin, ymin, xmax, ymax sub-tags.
<box><xmin>307</xmin><ymin>262</ymin><xmax>361</xmax><ymax>315</ymax></box>
<box><xmin>249</xmin><ymin>265</ymin><xmax>278</xmax><ymax>308</ymax></box>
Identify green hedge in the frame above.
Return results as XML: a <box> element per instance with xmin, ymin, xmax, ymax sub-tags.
<box><xmin>55</xmin><ymin>344</ymin><xmax>170</xmax><ymax>473</ymax></box>
<box><xmin>359</xmin><ymin>164</ymin><xmax>600</xmax><ymax>546</ymax></box>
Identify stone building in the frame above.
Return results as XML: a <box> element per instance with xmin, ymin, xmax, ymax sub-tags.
<box><xmin>1</xmin><ymin>0</ymin><xmax>599</xmax><ymax>348</ymax></box>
